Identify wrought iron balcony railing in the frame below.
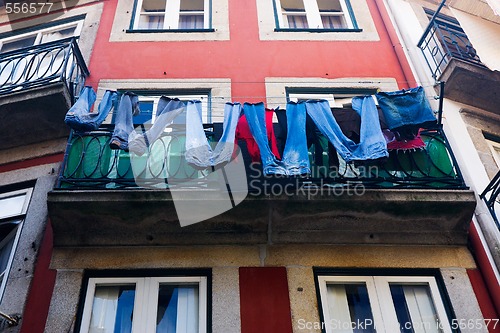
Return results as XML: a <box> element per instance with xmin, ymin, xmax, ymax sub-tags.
<box><xmin>417</xmin><ymin>10</ymin><xmax>485</xmax><ymax>80</ymax></box>
<box><xmin>0</xmin><ymin>37</ymin><xmax>89</xmax><ymax>102</ymax></box>
<box><xmin>480</xmin><ymin>170</ymin><xmax>500</xmax><ymax>229</ymax></box>
<box><xmin>56</xmin><ymin>124</ymin><xmax>466</xmax><ymax>192</ymax></box>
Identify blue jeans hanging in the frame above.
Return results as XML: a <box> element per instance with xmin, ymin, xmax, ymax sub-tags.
<box><xmin>376</xmin><ymin>86</ymin><xmax>436</xmax><ymax>129</ymax></box>
<box><xmin>64</xmin><ymin>86</ymin><xmax>118</xmax><ymax>132</ymax></box>
<box><xmin>185</xmin><ymin>102</ymin><xmax>241</xmax><ymax>168</ymax></box>
<box><xmin>129</xmin><ymin>97</ymin><xmax>186</xmax><ymax>156</ymax></box>
<box><xmin>305</xmin><ymin>97</ymin><xmax>387</xmax><ymax>163</ymax></box>
<box><xmin>110</xmin><ymin>92</ymin><xmax>140</xmax><ymax>150</ymax></box>
<box><xmin>243</xmin><ymin>102</ymin><xmax>310</xmax><ymax>176</ymax></box>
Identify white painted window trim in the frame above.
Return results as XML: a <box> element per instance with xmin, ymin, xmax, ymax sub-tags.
<box><xmin>486</xmin><ymin>139</ymin><xmax>500</xmax><ymax>168</ymax></box>
<box><xmin>132</xmin><ymin>0</ymin><xmax>210</xmax><ymax>30</ymax></box>
<box><xmin>317</xmin><ymin>275</ymin><xmax>453</xmax><ymax>333</ymax></box>
<box><xmin>137</xmin><ymin>93</ymin><xmax>210</xmax><ymax>123</ymax></box>
<box><xmin>0</xmin><ymin>20</ymin><xmax>83</xmax><ymax>51</ymax></box>
<box><xmin>274</xmin><ymin>0</ymin><xmax>354</xmax><ymax>29</ymax></box>
<box><xmin>80</xmin><ymin>276</ymin><xmax>208</xmax><ymax>333</ymax></box>
<box><xmin>0</xmin><ymin>187</ymin><xmax>33</xmax><ymax>301</ymax></box>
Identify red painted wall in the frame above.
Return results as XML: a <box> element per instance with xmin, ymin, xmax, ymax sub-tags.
<box><xmin>19</xmin><ymin>222</ymin><xmax>57</xmax><ymax>333</ymax></box>
<box><xmin>467</xmin><ymin>269</ymin><xmax>500</xmax><ymax>333</ymax></box>
<box><xmin>87</xmin><ymin>0</ymin><xmax>414</xmax><ymax>101</ymax></box>
<box><xmin>239</xmin><ymin>267</ymin><xmax>293</xmax><ymax>333</ymax></box>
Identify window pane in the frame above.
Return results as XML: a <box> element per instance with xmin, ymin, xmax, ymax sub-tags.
<box><xmin>0</xmin><ymin>36</ymin><xmax>36</xmax><ymax>53</ymax></box>
<box><xmin>156</xmin><ymin>283</ymin><xmax>199</xmax><ymax>333</ymax></box>
<box><xmin>318</xmin><ymin>0</ymin><xmax>348</xmax><ymax>29</ymax></box>
<box><xmin>390</xmin><ymin>284</ymin><xmax>443</xmax><ymax>333</ymax></box>
<box><xmin>326</xmin><ymin>283</ymin><xmax>376</xmax><ymax>333</ymax></box>
<box><xmin>281</xmin><ymin>0</ymin><xmax>308</xmax><ymax>28</ymax></box>
<box><xmin>179</xmin><ymin>0</ymin><xmax>205</xmax><ymax>29</ymax></box>
<box><xmin>40</xmin><ymin>26</ymin><xmax>77</xmax><ymax>43</ymax></box>
<box><xmin>88</xmin><ymin>285</ymin><xmax>135</xmax><ymax>333</ymax></box>
<box><xmin>0</xmin><ymin>225</ymin><xmax>18</xmax><ymax>275</ymax></box>
<box><xmin>139</xmin><ymin>0</ymin><xmax>166</xmax><ymax>29</ymax></box>
<box><xmin>0</xmin><ymin>194</ymin><xmax>27</xmax><ymax>219</ymax></box>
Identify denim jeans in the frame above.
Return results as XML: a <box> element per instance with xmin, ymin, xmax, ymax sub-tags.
<box><xmin>376</xmin><ymin>86</ymin><xmax>436</xmax><ymax>129</ymax></box>
<box><xmin>65</xmin><ymin>87</ymin><xmax>118</xmax><ymax>132</ymax></box>
<box><xmin>243</xmin><ymin>102</ymin><xmax>287</xmax><ymax>175</ymax></box>
<box><xmin>305</xmin><ymin>98</ymin><xmax>387</xmax><ymax>163</ymax></box>
<box><xmin>129</xmin><ymin>97</ymin><xmax>186</xmax><ymax>156</ymax></box>
<box><xmin>282</xmin><ymin>101</ymin><xmax>310</xmax><ymax>175</ymax></box>
<box><xmin>185</xmin><ymin>102</ymin><xmax>241</xmax><ymax>168</ymax></box>
<box><xmin>111</xmin><ymin>92</ymin><xmax>140</xmax><ymax>150</ymax></box>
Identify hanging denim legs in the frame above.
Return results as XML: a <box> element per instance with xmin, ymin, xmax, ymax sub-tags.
<box><xmin>243</xmin><ymin>102</ymin><xmax>287</xmax><ymax>175</ymax></box>
<box><xmin>305</xmin><ymin>98</ymin><xmax>388</xmax><ymax>163</ymax></box>
<box><xmin>64</xmin><ymin>87</ymin><xmax>118</xmax><ymax>132</ymax></box>
<box><xmin>243</xmin><ymin>102</ymin><xmax>310</xmax><ymax>176</ymax></box>
<box><xmin>185</xmin><ymin>102</ymin><xmax>241</xmax><ymax>168</ymax></box>
<box><xmin>282</xmin><ymin>101</ymin><xmax>311</xmax><ymax>175</ymax></box>
<box><xmin>110</xmin><ymin>92</ymin><xmax>140</xmax><ymax>151</ymax></box>
<box><xmin>129</xmin><ymin>97</ymin><xmax>186</xmax><ymax>156</ymax></box>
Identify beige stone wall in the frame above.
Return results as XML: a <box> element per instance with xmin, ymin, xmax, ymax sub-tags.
<box><xmin>47</xmin><ymin>244</ymin><xmax>478</xmax><ymax>333</ymax></box>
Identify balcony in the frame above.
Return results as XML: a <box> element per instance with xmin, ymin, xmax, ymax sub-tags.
<box><xmin>48</xmin><ymin>124</ymin><xmax>476</xmax><ymax>247</ymax></box>
<box><xmin>480</xmin><ymin>170</ymin><xmax>500</xmax><ymax>229</ymax></box>
<box><xmin>418</xmin><ymin>12</ymin><xmax>500</xmax><ymax>113</ymax></box>
<box><xmin>0</xmin><ymin>37</ymin><xmax>89</xmax><ymax>150</ymax></box>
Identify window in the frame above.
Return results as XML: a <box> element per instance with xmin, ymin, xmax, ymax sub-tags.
<box><xmin>288</xmin><ymin>90</ymin><xmax>375</xmax><ymax>108</ymax></box>
<box><xmin>0</xmin><ymin>20</ymin><xmax>83</xmax><ymax>86</ymax></box>
<box><xmin>113</xmin><ymin>91</ymin><xmax>211</xmax><ymax>125</ymax></box>
<box><xmin>79</xmin><ymin>276</ymin><xmax>208</xmax><ymax>333</ymax></box>
<box><xmin>487</xmin><ymin>139</ymin><xmax>500</xmax><ymax>168</ymax></box>
<box><xmin>0</xmin><ymin>20</ymin><xmax>83</xmax><ymax>53</ymax></box>
<box><xmin>274</xmin><ymin>0</ymin><xmax>357</xmax><ymax>30</ymax></box>
<box><xmin>317</xmin><ymin>275</ymin><xmax>453</xmax><ymax>333</ymax></box>
<box><xmin>0</xmin><ymin>188</ymin><xmax>33</xmax><ymax>301</ymax></box>
<box><xmin>132</xmin><ymin>0</ymin><xmax>211</xmax><ymax>30</ymax></box>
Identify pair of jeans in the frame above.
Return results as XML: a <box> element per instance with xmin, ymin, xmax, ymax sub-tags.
<box><xmin>375</xmin><ymin>86</ymin><xmax>436</xmax><ymax>129</ymax></box>
<box><xmin>185</xmin><ymin>102</ymin><xmax>240</xmax><ymax>168</ymax></box>
<box><xmin>110</xmin><ymin>92</ymin><xmax>140</xmax><ymax>150</ymax></box>
<box><xmin>244</xmin><ymin>102</ymin><xmax>310</xmax><ymax>176</ymax></box>
<box><xmin>305</xmin><ymin>97</ymin><xmax>388</xmax><ymax>163</ymax></box>
<box><xmin>64</xmin><ymin>86</ymin><xmax>118</xmax><ymax>132</ymax></box>
<box><xmin>129</xmin><ymin>97</ymin><xmax>186</xmax><ymax>156</ymax></box>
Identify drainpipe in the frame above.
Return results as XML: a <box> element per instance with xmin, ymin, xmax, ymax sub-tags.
<box><xmin>373</xmin><ymin>0</ymin><xmax>418</xmax><ymax>88</ymax></box>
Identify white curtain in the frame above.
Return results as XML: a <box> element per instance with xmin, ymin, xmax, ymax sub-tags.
<box><xmin>403</xmin><ymin>285</ymin><xmax>442</xmax><ymax>333</ymax></box>
<box><xmin>89</xmin><ymin>287</ymin><xmax>120</xmax><ymax>333</ymax></box>
<box><xmin>327</xmin><ymin>284</ymin><xmax>355</xmax><ymax>333</ymax></box>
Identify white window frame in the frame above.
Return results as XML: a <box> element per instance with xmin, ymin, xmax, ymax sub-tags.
<box><xmin>317</xmin><ymin>275</ymin><xmax>453</xmax><ymax>333</ymax></box>
<box><xmin>274</xmin><ymin>0</ymin><xmax>355</xmax><ymax>30</ymax></box>
<box><xmin>0</xmin><ymin>188</ymin><xmax>33</xmax><ymax>301</ymax></box>
<box><xmin>486</xmin><ymin>139</ymin><xmax>500</xmax><ymax>168</ymax></box>
<box><xmin>288</xmin><ymin>92</ymin><xmax>377</xmax><ymax>108</ymax></box>
<box><xmin>0</xmin><ymin>20</ymin><xmax>83</xmax><ymax>52</ymax></box>
<box><xmin>80</xmin><ymin>276</ymin><xmax>208</xmax><ymax>333</ymax></box>
<box><xmin>136</xmin><ymin>92</ymin><xmax>211</xmax><ymax>123</ymax></box>
<box><xmin>132</xmin><ymin>0</ymin><xmax>210</xmax><ymax>30</ymax></box>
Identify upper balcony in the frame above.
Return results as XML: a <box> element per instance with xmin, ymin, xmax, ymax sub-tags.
<box><xmin>418</xmin><ymin>10</ymin><xmax>500</xmax><ymax>113</ymax></box>
<box><xmin>0</xmin><ymin>37</ymin><xmax>89</xmax><ymax>150</ymax></box>
<box><xmin>47</xmin><ymin>122</ymin><xmax>476</xmax><ymax>248</ymax></box>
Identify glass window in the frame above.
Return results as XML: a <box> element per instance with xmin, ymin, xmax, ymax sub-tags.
<box><xmin>0</xmin><ymin>188</ymin><xmax>33</xmax><ymax>301</ymax></box>
<box><xmin>0</xmin><ymin>21</ymin><xmax>82</xmax><ymax>53</ymax></box>
<box><xmin>112</xmin><ymin>92</ymin><xmax>211</xmax><ymax>125</ymax></box>
<box><xmin>317</xmin><ymin>275</ymin><xmax>453</xmax><ymax>333</ymax></box>
<box><xmin>274</xmin><ymin>0</ymin><xmax>356</xmax><ymax>30</ymax></box>
<box><xmin>133</xmin><ymin>0</ymin><xmax>210</xmax><ymax>30</ymax></box>
<box><xmin>80</xmin><ymin>276</ymin><xmax>208</xmax><ymax>333</ymax></box>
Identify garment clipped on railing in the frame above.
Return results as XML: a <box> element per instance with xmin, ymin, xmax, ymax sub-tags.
<box><xmin>244</xmin><ymin>102</ymin><xmax>310</xmax><ymax>176</ymax></box>
<box><xmin>185</xmin><ymin>102</ymin><xmax>241</xmax><ymax>168</ymax></box>
<box><xmin>109</xmin><ymin>91</ymin><xmax>140</xmax><ymax>151</ymax></box>
<box><xmin>376</xmin><ymin>86</ymin><xmax>436</xmax><ymax>140</ymax></box>
<box><xmin>64</xmin><ymin>86</ymin><xmax>118</xmax><ymax>132</ymax></box>
<box><xmin>305</xmin><ymin>97</ymin><xmax>388</xmax><ymax>163</ymax></box>
<box><xmin>235</xmin><ymin>109</ymin><xmax>281</xmax><ymax>163</ymax></box>
<box><xmin>128</xmin><ymin>97</ymin><xmax>186</xmax><ymax>156</ymax></box>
